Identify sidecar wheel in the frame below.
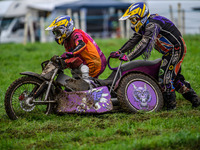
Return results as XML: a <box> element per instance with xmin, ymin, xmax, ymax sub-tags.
<box><xmin>5</xmin><ymin>76</ymin><xmax>54</xmax><ymax>120</ymax></box>
<box><xmin>117</xmin><ymin>73</ymin><xmax>163</xmax><ymax>113</ymax></box>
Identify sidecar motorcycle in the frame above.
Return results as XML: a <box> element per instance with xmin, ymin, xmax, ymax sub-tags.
<box><xmin>4</xmin><ymin>55</ymin><xmax>164</xmax><ymax>120</ymax></box>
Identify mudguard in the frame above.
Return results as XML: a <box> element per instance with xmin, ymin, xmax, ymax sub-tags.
<box><xmin>56</xmin><ymin>86</ymin><xmax>113</xmax><ymax>113</ymax></box>
<box><xmin>120</xmin><ymin>58</ymin><xmax>162</xmax><ymax>73</ymax></box>
<box><xmin>20</xmin><ymin>72</ymin><xmax>45</xmax><ymax>81</ymax></box>
<box><xmin>114</xmin><ymin>59</ymin><xmax>161</xmax><ymax>90</ymax></box>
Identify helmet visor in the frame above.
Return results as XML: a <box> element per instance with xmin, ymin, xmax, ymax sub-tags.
<box><xmin>52</xmin><ymin>27</ymin><xmax>65</xmax><ymax>38</ymax></box>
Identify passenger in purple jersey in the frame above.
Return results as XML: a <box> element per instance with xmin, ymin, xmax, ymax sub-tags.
<box><xmin>110</xmin><ymin>2</ymin><xmax>200</xmax><ymax>110</ymax></box>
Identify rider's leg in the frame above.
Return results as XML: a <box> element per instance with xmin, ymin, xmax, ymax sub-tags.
<box><xmin>172</xmin><ymin>38</ymin><xmax>200</xmax><ymax>107</ymax></box>
<box><xmin>183</xmin><ymin>89</ymin><xmax>200</xmax><ymax>107</ymax></box>
<box><xmin>79</xmin><ymin>64</ymin><xmax>93</xmax><ymax>89</ymax></box>
<box><xmin>174</xmin><ymin>73</ymin><xmax>200</xmax><ymax>108</ymax></box>
<box><xmin>162</xmin><ymin>91</ymin><xmax>176</xmax><ymax>110</ymax></box>
<box><xmin>159</xmin><ymin>74</ymin><xmax>177</xmax><ymax>110</ymax></box>
<box><xmin>159</xmin><ymin>51</ymin><xmax>178</xmax><ymax>110</ymax></box>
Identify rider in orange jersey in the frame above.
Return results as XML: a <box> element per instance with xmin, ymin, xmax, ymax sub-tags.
<box><xmin>46</xmin><ymin>16</ymin><xmax>107</xmax><ymax>88</ymax></box>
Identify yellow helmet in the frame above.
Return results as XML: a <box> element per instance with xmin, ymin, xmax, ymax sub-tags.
<box><xmin>119</xmin><ymin>2</ymin><xmax>150</xmax><ymax>33</ymax></box>
<box><xmin>46</xmin><ymin>16</ymin><xmax>75</xmax><ymax>45</ymax></box>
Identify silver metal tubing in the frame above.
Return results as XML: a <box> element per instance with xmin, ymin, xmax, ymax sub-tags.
<box><xmin>32</xmin><ymin>100</ymin><xmax>57</xmax><ymax>104</ymax></box>
<box><xmin>109</xmin><ymin>61</ymin><xmax>123</xmax><ymax>93</ymax></box>
<box><xmin>44</xmin><ymin>68</ymin><xmax>58</xmax><ymax>101</ymax></box>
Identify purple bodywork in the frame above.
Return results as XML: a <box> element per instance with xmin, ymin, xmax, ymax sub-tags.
<box><xmin>122</xmin><ymin>62</ymin><xmax>161</xmax><ymax>79</ymax></box>
<box><xmin>56</xmin><ymin>86</ymin><xmax>113</xmax><ymax>113</ymax></box>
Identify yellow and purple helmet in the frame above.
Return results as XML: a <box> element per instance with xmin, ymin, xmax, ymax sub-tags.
<box><xmin>119</xmin><ymin>2</ymin><xmax>150</xmax><ymax>33</ymax></box>
<box><xmin>46</xmin><ymin>16</ymin><xmax>75</xmax><ymax>45</ymax></box>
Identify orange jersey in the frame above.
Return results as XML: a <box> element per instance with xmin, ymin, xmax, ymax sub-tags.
<box><xmin>63</xmin><ymin>29</ymin><xmax>106</xmax><ymax>78</ymax></box>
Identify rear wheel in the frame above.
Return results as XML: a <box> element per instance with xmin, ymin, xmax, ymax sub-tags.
<box><xmin>117</xmin><ymin>73</ymin><xmax>163</xmax><ymax>113</ymax></box>
<box><xmin>5</xmin><ymin>76</ymin><xmax>54</xmax><ymax>120</ymax></box>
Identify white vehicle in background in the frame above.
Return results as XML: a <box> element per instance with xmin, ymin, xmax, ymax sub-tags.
<box><xmin>0</xmin><ymin>17</ymin><xmax>25</xmax><ymax>43</ymax></box>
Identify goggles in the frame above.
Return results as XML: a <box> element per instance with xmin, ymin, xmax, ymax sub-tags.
<box><xmin>129</xmin><ymin>16</ymin><xmax>140</xmax><ymax>25</ymax></box>
<box><xmin>52</xmin><ymin>27</ymin><xmax>65</xmax><ymax>38</ymax></box>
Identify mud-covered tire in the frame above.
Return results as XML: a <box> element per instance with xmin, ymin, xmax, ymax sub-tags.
<box><xmin>5</xmin><ymin>76</ymin><xmax>54</xmax><ymax>120</ymax></box>
<box><xmin>117</xmin><ymin>73</ymin><xmax>164</xmax><ymax>113</ymax></box>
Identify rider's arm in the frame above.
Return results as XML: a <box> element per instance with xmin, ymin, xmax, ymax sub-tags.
<box><xmin>119</xmin><ymin>33</ymin><xmax>142</xmax><ymax>53</ymax></box>
<box><xmin>70</xmin><ymin>32</ymin><xmax>87</xmax><ymax>56</ymax></box>
<box><xmin>72</xmin><ymin>40</ymin><xmax>86</xmax><ymax>55</ymax></box>
<box><xmin>128</xmin><ymin>22</ymin><xmax>161</xmax><ymax>60</ymax></box>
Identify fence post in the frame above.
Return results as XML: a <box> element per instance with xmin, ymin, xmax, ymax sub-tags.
<box><xmin>178</xmin><ymin>3</ymin><xmax>182</xmax><ymax>33</ymax></box>
<box><xmin>40</xmin><ymin>17</ymin><xmax>46</xmax><ymax>43</ymax></box>
<box><xmin>23</xmin><ymin>13</ymin><xmax>36</xmax><ymax>44</ymax></box>
<box><xmin>67</xmin><ymin>9</ymin><xmax>72</xmax><ymax>17</ymax></box>
<box><xmin>23</xmin><ymin>13</ymin><xmax>30</xmax><ymax>45</ymax></box>
<box><xmin>182</xmin><ymin>9</ymin><xmax>185</xmax><ymax>35</ymax></box>
<box><xmin>73</xmin><ymin>12</ymin><xmax>80</xmax><ymax>29</ymax></box>
<box><xmin>126</xmin><ymin>20</ymin><xmax>131</xmax><ymax>39</ymax></box>
<box><xmin>169</xmin><ymin>5</ymin><xmax>174</xmax><ymax>22</ymax></box>
<box><xmin>80</xmin><ymin>8</ymin><xmax>87</xmax><ymax>32</ymax></box>
<box><xmin>103</xmin><ymin>10</ymin><xmax>109</xmax><ymax>38</ymax></box>
<box><xmin>118</xmin><ymin>10</ymin><xmax>125</xmax><ymax>38</ymax></box>
<box><xmin>29</xmin><ymin>16</ymin><xmax>35</xmax><ymax>43</ymax></box>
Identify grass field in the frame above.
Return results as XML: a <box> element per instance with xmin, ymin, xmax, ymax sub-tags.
<box><xmin>0</xmin><ymin>35</ymin><xmax>200</xmax><ymax>149</ymax></box>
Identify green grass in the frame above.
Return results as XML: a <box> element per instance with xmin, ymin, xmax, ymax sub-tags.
<box><xmin>0</xmin><ymin>35</ymin><xmax>200</xmax><ymax>149</ymax></box>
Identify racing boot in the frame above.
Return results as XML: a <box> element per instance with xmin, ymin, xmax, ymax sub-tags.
<box><xmin>163</xmin><ymin>92</ymin><xmax>177</xmax><ymax>111</ymax></box>
<box><xmin>182</xmin><ymin>88</ymin><xmax>200</xmax><ymax>108</ymax></box>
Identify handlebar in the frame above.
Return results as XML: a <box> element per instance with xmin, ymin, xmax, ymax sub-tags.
<box><xmin>41</xmin><ymin>56</ymin><xmax>68</xmax><ymax>71</ymax></box>
<box><xmin>43</xmin><ymin>55</ymin><xmax>123</xmax><ymax>71</ymax></box>
<box><xmin>107</xmin><ymin>55</ymin><xmax>123</xmax><ymax>71</ymax></box>
<box><xmin>41</xmin><ymin>60</ymin><xmax>50</xmax><ymax>70</ymax></box>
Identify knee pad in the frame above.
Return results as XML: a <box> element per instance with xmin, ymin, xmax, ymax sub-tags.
<box><xmin>80</xmin><ymin>65</ymin><xmax>89</xmax><ymax>78</ymax></box>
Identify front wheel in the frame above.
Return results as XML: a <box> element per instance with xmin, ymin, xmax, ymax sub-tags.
<box><xmin>117</xmin><ymin>73</ymin><xmax>164</xmax><ymax>113</ymax></box>
<box><xmin>5</xmin><ymin>76</ymin><xmax>54</xmax><ymax>120</ymax></box>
